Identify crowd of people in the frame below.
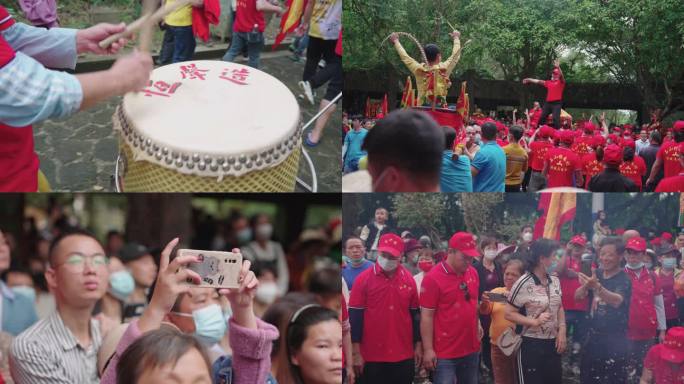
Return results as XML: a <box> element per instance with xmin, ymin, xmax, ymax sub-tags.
<box><xmin>342</xmin><ymin>206</ymin><xmax>684</xmax><ymax>384</ymax></box>
<box><xmin>0</xmin><ymin>208</ymin><xmax>344</xmax><ymax>384</ymax></box>
<box><xmin>342</xmin><ymin>106</ymin><xmax>684</xmax><ymax>193</ymax></box>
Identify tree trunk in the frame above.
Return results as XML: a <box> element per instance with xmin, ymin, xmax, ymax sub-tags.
<box><xmin>125</xmin><ymin>194</ymin><xmax>193</xmax><ymax>249</ymax></box>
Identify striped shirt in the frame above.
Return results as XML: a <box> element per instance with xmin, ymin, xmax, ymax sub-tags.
<box><xmin>9</xmin><ymin>311</ymin><xmax>102</xmax><ymax>384</ymax></box>
<box><xmin>508</xmin><ymin>272</ymin><xmax>562</xmax><ymax>339</ymax></box>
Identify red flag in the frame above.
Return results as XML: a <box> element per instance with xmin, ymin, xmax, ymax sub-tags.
<box><xmin>381</xmin><ymin>94</ymin><xmax>389</xmax><ymax>116</ymax></box>
<box><xmin>401</xmin><ymin>77</ymin><xmax>412</xmax><ymax>108</ymax></box>
<box><xmin>533</xmin><ymin>193</ymin><xmax>577</xmax><ymax>241</ymax></box>
<box><xmin>273</xmin><ymin>0</ymin><xmax>308</xmax><ymax>50</ymax></box>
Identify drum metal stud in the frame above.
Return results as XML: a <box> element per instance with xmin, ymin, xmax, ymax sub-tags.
<box><xmin>250</xmin><ymin>154</ymin><xmax>257</xmax><ymax>161</ymax></box>
<box><xmin>192</xmin><ymin>154</ymin><xmax>200</xmax><ymax>162</ymax></box>
<box><xmin>222</xmin><ymin>163</ymin><xmax>231</xmax><ymax>171</ymax></box>
<box><xmin>172</xmin><ymin>152</ymin><xmax>179</xmax><ymax>159</ymax></box>
<box><xmin>274</xmin><ymin>153</ymin><xmax>280</xmax><ymax>160</ymax></box>
<box><xmin>175</xmin><ymin>159</ymin><xmax>183</xmax><ymax>168</ymax></box>
<box><xmin>228</xmin><ymin>157</ymin><xmax>236</xmax><ymax>164</ymax></box>
<box><xmin>265</xmin><ymin>155</ymin><xmax>272</xmax><ymax>164</ymax></box>
<box><xmin>268</xmin><ymin>148</ymin><xmax>275</xmax><ymax>154</ymax></box>
<box><xmin>145</xmin><ymin>139</ymin><xmax>152</xmax><ymax>147</ymax></box>
<box><xmin>153</xmin><ymin>144</ymin><xmax>160</xmax><ymax>152</ymax></box>
<box><xmin>239</xmin><ymin>155</ymin><xmax>247</xmax><ymax>163</ymax></box>
<box><xmin>256</xmin><ymin>159</ymin><xmax>263</xmax><ymax>167</ymax></box>
<box><xmin>165</xmin><ymin>156</ymin><xmax>173</xmax><ymax>165</ymax></box>
<box><xmin>155</xmin><ymin>152</ymin><xmax>163</xmax><ymax>161</ymax></box>
<box><xmin>162</xmin><ymin>147</ymin><xmax>169</xmax><ymax>155</ymax></box>
<box><xmin>235</xmin><ymin>164</ymin><xmax>243</xmax><ymax>171</ymax></box>
<box><xmin>198</xmin><ymin>161</ymin><xmax>206</xmax><ymax>171</ymax></box>
<box><xmin>181</xmin><ymin>154</ymin><xmax>189</xmax><ymax>161</ymax></box>
<box><xmin>204</xmin><ymin>155</ymin><xmax>212</xmax><ymax>164</ymax></box>
<box><xmin>217</xmin><ymin>157</ymin><xmax>225</xmax><ymax>165</ymax></box>
<box><xmin>186</xmin><ymin>162</ymin><xmax>195</xmax><ymax>170</ymax></box>
<box><xmin>146</xmin><ymin>147</ymin><xmax>154</xmax><ymax>156</ymax></box>
<box><xmin>210</xmin><ymin>163</ymin><xmax>219</xmax><ymax>172</ymax></box>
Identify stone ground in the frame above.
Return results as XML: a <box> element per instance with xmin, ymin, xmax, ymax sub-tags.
<box><xmin>33</xmin><ymin>50</ymin><xmax>341</xmax><ymax>192</ymax></box>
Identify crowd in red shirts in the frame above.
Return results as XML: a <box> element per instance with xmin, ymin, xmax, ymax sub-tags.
<box><xmin>341</xmin><ymin>218</ymin><xmax>684</xmax><ymax>384</ymax></box>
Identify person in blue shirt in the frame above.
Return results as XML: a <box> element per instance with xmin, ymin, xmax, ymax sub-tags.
<box><xmin>471</xmin><ymin>122</ymin><xmax>506</xmax><ymax>192</ymax></box>
<box><xmin>341</xmin><ymin>236</ymin><xmax>373</xmax><ymax>290</ymax></box>
<box><xmin>0</xmin><ymin>230</ymin><xmax>38</xmax><ymax>335</ymax></box>
<box><xmin>343</xmin><ymin>116</ymin><xmax>368</xmax><ymax>173</ymax></box>
<box><xmin>440</xmin><ymin>126</ymin><xmax>473</xmax><ymax>192</ymax></box>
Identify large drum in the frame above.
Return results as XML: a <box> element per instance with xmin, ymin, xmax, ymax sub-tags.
<box><xmin>113</xmin><ymin>60</ymin><xmax>301</xmax><ymax>192</ymax></box>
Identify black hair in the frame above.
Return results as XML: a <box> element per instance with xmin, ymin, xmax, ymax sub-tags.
<box><xmin>307</xmin><ymin>266</ymin><xmax>342</xmax><ymax>296</ymax></box>
<box><xmin>362</xmin><ymin>109</ymin><xmax>444</xmax><ymax>182</ymax></box>
<box><xmin>595</xmin><ymin>146</ymin><xmax>604</xmax><ymax>162</ymax></box>
<box><xmin>650</xmin><ymin>131</ymin><xmax>662</xmax><ymax>145</ymax></box>
<box><xmin>510</xmin><ymin>125</ymin><xmax>524</xmax><ymax>141</ymax></box>
<box><xmin>249</xmin><ymin>213</ymin><xmax>270</xmax><ymax>229</ymax></box>
<box><xmin>599</xmin><ymin>236</ymin><xmax>625</xmax><ymax>255</ymax></box>
<box><xmin>424</xmin><ymin>44</ymin><xmax>441</xmax><ymax>62</ymax></box>
<box><xmin>623</xmin><ymin>146</ymin><xmax>635</xmax><ymax>162</ymax></box>
<box><xmin>443</xmin><ymin>126</ymin><xmax>457</xmax><ymax>150</ymax></box>
<box><xmin>252</xmin><ymin>261</ymin><xmax>279</xmax><ymax>279</ymax></box>
<box><xmin>675</xmin><ymin>130</ymin><xmax>684</xmax><ymax>143</ymax></box>
<box><xmin>343</xmin><ymin>235</ymin><xmax>363</xmax><ymax>249</ymax></box>
<box><xmin>48</xmin><ymin>228</ymin><xmax>101</xmax><ymax>266</ymax></box>
<box><xmin>286</xmin><ymin>306</ymin><xmax>340</xmax><ymax>384</ymax></box>
<box><xmin>520</xmin><ymin>225</ymin><xmax>533</xmax><ymax>234</ymax></box>
<box><xmin>116</xmin><ymin>327</ymin><xmax>212</xmax><ymax>384</ymax></box>
<box><xmin>106</xmin><ymin>230</ymin><xmax>122</xmax><ymax>241</ymax></box>
<box><xmin>481</xmin><ymin>122</ymin><xmax>497</xmax><ymax>141</ymax></box>
<box><xmin>525</xmin><ymin>238</ymin><xmax>559</xmax><ymax>272</ymax></box>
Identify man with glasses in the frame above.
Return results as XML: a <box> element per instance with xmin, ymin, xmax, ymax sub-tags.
<box><xmin>10</xmin><ymin>229</ymin><xmax>109</xmax><ymax>384</ymax></box>
<box><xmin>420</xmin><ymin>231</ymin><xmax>482</xmax><ymax>384</ymax></box>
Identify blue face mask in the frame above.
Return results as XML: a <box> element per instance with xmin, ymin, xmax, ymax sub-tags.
<box><xmin>237</xmin><ymin>228</ymin><xmax>252</xmax><ymax>245</ymax></box>
<box><xmin>191</xmin><ymin>304</ymin><xmax>227</xmax><ymax>344</ymax></box>
<box><xmin>546</xmin><ymin>259</ymin><xmax>558</xmax><ymax>274</ymax></box>
<box><xmin>663</xmin><ymin>258</ymin><xmax>677</xmax><ymax>270</ymax></box>
<box><xmin>11</xmin><ymin>285</ymin><xmax>36</xmax><ymax>302</ymax></box>
<box><xmin>109</xmin><ymin>270</ymin><xmax>135</xmax><ymax>301</ymax></box>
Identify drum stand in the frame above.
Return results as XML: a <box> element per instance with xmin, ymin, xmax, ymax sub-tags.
<box><xmin>114</xmin><ymin>92</ymin><xmax>342</xmax><ymax>193</ymax></box>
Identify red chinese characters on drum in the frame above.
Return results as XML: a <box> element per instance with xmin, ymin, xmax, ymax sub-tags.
<box><xmin>142</xmin><ymin>80</ymin><xmax>182</xmax><ymax>97</ymax></box>
<box><xmin>180</xmin><ymin>63</ymin><xmax>209</xmax><ymax>80</ymax></box>
<box><xmin>219</xmin><ymin>68</ymin><xmax>250</xmax><ymax>86</ymax></box>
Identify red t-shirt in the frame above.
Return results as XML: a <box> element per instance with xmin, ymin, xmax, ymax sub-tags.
<box><xmin>619</xmin><ymin>156</ymin><xmax>647</xmax><ymax>190</ymax></box>
<box><xmin>529</xmin><ymin>141</ymin><xmax>553</xmax><ymax>171</ymax></box>
<box><xmin>545</xmin><ymin>146</ymin><xmax>581</xmax><ymax>188</ymax></box>
<box><xmin>544</xmin><ymin>79</ymin><xmax>565</xmax><ymax>102</ymax></box>
<box><xmin>529</xmin><ymin>109</ymin><xmax>542</xmax><ymax>128</ymax></box>
<box><xmin>656</xmin><ymin>175</ymin><xmax>684</xmax><ymax>192</ymax></box>
<box><xmin>644</xmin><ymin>344</ymin><xmax>684</xmax><ymax>383</ymax></box>
<box><xmin>581</xmin><ymin>152</ymin><xmax>603</xmax><ymax>189</ymax></box>
<box><xmin>657</xmin><ymin>141</ymin><xmax>683</xmax><ymax>178</ymax></box>
<box><xmin>656</xmin><ymin>270</ymin><xmax>678</xmax><ymax>320</ymax></box>
<box><xmin>348</xmin><ymin>264</ymin><xmax>419</xmax><ymax>363</ymax></box>
<box><xmin>625</xmin><ymin>267</ymin><xmax>662</xmax><ymax>340</ymax></box>
<box><xmin>420</xmin><ymin>262</ymin><xmax>480</xmax><ymax>359</ymax></box>
<box><xmin>559</xmin><ymin>257</ymin><xmax>590</xmax><ymax>312</ymax></box>
<box><xmin>233</xmin><ymin>0</ymin><xmax>265</xmax><ymax>33</ymax></box>
<box><xmin>571</xmin><ymin>136</ymin><xmax>593</xmax><ymax>158</ymax></box>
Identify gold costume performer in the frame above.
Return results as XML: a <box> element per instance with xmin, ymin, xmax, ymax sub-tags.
<box><xmin>391</xmin><ymin>31</ymin><xmax>462</xmax><ymax>107</ymax></box>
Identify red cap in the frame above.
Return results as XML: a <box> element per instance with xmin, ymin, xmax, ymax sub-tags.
<box><xmin>603</xmin><ymin>144</ymin><xmax>623</xmax><ymax>165</ymax></box>
<box><xmin>377</xmin><ymin>233</ymin><xmax>404</xmax><ymax>258</ymax></box>
<box><xmin>625</xmin><ymin>236</ymin><xmax>647</xmax><ymax>252</ymax></box>
<box><xmin>539</xmin><ymin>125</ymin><xmax>554</xmax><ymax>138</ymax></box>
<box><xmin>623</xmin><ymin>139</ymin><xmax>635</xmax><ymax>150</ymax></box>
<box><xmin>448</xmin><ymin>232</ymin><xmax>480</xmax><ymax>258</ymax></box>
<box><xmin>553</xmin><ymin>130</ymin><xmax>561</xmax><ymax>141</ymax></box>
<box><xmin>404</xmin><ymin>239</ymin><xmax>422</xmax><ymax>253</ymax></box>
<box><xmin>662</xmin><ymin>232</ymin><xmax>673</xmax><ymax>241</ymax></box>
<box><xmin>569</xmin><ymin>235</ymin><xmax>587</xmax><ymax>247</ymax></box>
<box><xmin>592</xmin><ymin>135</ymin><xmax>606</xmax><ymax>148</ymax></box>
<box><xmin>674</xmin><ymin>121</ymin><xmax>684</xmax><ymax>133</ymax></box>
<box><xmin>652</xmin><ymin>237</ymin><xmax>662</xmax><ymax>246</ymax></box>
<box><xmin>584</xmin><ymin>122</ymin><xmax>596</xmax><ymax>133</ymax></box>
<box><xmin>615</xmin><ymin>228</ymin><xmax>626</xmax><ymax>236</ymax></box>
<box><xmin>560</xmin><ymin>130</ymin><xmax>575</xmax><ymax>144</ymax></box>
<box><xmin>613</xmin><ymin>127</ymin><xmax>622</xmax><ymax>133</ymax></box>
<box><xmin>661</xmin><ymin>327</ymin><xmax>684</xmax><ymax>363</ymax></box>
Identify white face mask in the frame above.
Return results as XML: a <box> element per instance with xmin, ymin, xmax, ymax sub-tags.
<box><xmin>626</xmin><ymin>261</ymin><xmax>644</xmax><ymax>270</ymax></box>
<box><xmin>255</xmin><ymin>223</ymin><xmax>273</xmax><ymax>239</ymax></box>
<box><xmin>255</xmin><ymin>282</ymin><xmax>279</xmax><ymax>304</ymax></box>
<box><xmin>378</xmin><ymin>255</ymin><xmax>399</xmax><ymax>272</ymax></box>
<box><xmin>522</xmin><ymin>232</ymin><xmax>533</xmax><ymax>242</ymax></box>
<box><xmin>484</xmin><ymin>249</ymin><xmax>498</xmax><ymax>261</ymax></box>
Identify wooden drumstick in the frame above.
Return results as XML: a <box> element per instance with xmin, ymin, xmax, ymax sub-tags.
<box><xmin>98</xmin><ymin>0</ymin><xmax>193</xmax><ymax>49</ymax></box>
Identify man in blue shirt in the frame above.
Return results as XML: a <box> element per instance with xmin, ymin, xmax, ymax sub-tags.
<box><xmin>471</xmin><ymin>122</ymin><xmax>506</xmax><ymax>192</ymax></box>
<box><xmin>343</xmin><ymin>116</ymin><xmax>368</xmax><ymax>173</ymax></box>
<box><xmin>341</xmin><ymin>236</ymin><xmax>373</xmax><ymax>290</ymax></box>
<box><xmin>440</xmin><ymin>126</ymin><xmax>473</xmax><ymax>192</ymax></box>
<box><xmin>0</xmin><ymin>230</ymin><xmax>38</xmax><ymax>335</ymax></box>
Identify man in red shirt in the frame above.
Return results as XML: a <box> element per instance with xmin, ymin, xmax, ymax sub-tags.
<box><xmin>349</xmin><ymin>233</ymin><xmax>421</xmax><ymax>384</ymax></box>
<box><xmin>522</xmin><ymin>59</ymin><xmax>565</xmax><ymax>129</ymax></box>
<box><xmin>542</xmin><ymin>130</ymin><xmax>582</xmax><ymax>188</ymax></box>
<box><xmin>420</xmin><ymin>231</ymin><xmax>481</xmax><ymax>384</ymax></box>
<box><xmin>647</xmin><ymin>121</ymin><xmax>684</xmax><ymax>186</ymax></box>
<box><xmin>558</xmin><ymin>235</ymin><xmax>591</xmax><ymax>361</ymax></box>
<box><xmin>624</xmin><ymin>236</ymin><xmax>667</xmax><ymax>380</ymax></box>
<box><xmin>656</xmin><ymin>142</ymin><xmax>684</xmax><ymax>192</ymax></box>
<box><xmin>528</xmin><ymin>101</ymin><xmax>542</xmax><ymax>129</ymax></box>
<box><xmin>581</xmin><ymin>135</ymin><xmax>605</xmax><ymax>190</ymax></box>
<box><xmin>528</xmin><ymin>125</ymin><xmax>554</xmax><ymax>192</ymax></box>
<box><xmin>640</xmin><ymin>327</ymin><xmax>684</xmax><ymax>384</ymax></box>
<box><xmin>572</xmin><ymin>121</ymin><xmax>596</xmax><ymax>158</ymax></box>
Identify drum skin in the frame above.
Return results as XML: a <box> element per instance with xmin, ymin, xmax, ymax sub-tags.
<box><xmin>118</xmin><ymin>138</ymin><xmax>301</xmax><ymax>192</ymax></box>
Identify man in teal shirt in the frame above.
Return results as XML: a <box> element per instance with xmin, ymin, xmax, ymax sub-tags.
<box><xmin>471</xmin><ymin>122</ymin><xmax>506</xmax><ymax>192</ymax></box>
<box><xmin>343</xmin><ymin>116</ymin><xmax>368</xmax><ymax>173</ymax></box>
<box><xmin>440</xmin><ymin>126</ymin><xmax>473</xmax><ymax>192</ymax></box>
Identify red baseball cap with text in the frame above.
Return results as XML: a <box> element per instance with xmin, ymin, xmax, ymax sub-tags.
<box><xmin>377</xmin><ymin>233</ymin><xmax>404</xmax><ymax>258</ymax></box>
<box><xmin>625</xmin><ymin>236</ymin><xmax>647</xmax><ymax>252</ymax></box>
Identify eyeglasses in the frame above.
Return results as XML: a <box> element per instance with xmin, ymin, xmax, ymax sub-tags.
<box><xmin>54</xmin><ymin>253</ymin><xmax>109</xmax><ymax>272</ymax></box>
<box><xmin>459</xmin><ymin>282</ymin><xmax>470</xmax><ymax>301</ymax></box>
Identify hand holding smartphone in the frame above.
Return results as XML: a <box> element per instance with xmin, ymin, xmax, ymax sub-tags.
<box><xmin>178</xmin><ymin>249</ymin><xmax>243</xmax><ymax>288</ymax></box>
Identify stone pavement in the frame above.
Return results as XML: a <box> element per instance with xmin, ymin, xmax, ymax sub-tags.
<box><xmin>33</xmin><ymin>51</ymin><xmax>341</xmax><ymax>192</ymax></box>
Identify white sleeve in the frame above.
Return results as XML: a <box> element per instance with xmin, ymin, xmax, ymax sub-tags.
<box><xmin>654</xmin><ymin>294</ymin><xmax>667</xmax><ymax>331</ymax></box>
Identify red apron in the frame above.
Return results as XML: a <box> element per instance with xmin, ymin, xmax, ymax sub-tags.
<box><xmin>0</xmin><ymin>6</ymin><xmax>39</xmax><ymax>192</ymax></box>
<box><xmin>626</xmin><ymin>267</ymin><xmax>658</xmax><ymax>340</ymax></box>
